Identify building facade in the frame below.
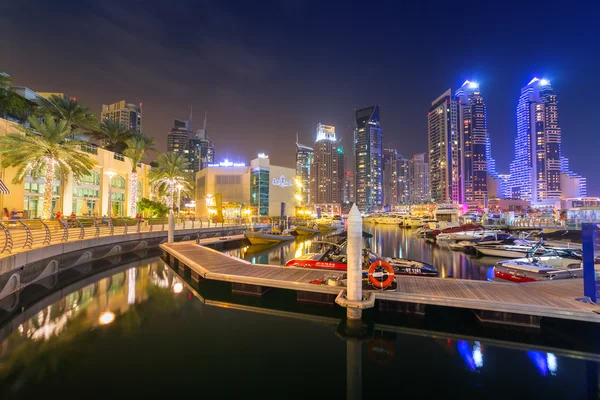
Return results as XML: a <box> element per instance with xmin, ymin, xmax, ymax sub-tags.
<box><xmin>0</xmin><ymin>117</ymin><xmax>151</xmax><ymax>219</ymax></box>
<box><xmin>354</xmin><ymin>105</ymin><xmax>383</xmax><ymax>211</ymax></box>
<box><xmin>310</xmin><ymin>124</ymin><xmax>343</xmax><ymax>204</ymax></box>
<box><xmin>190</xmin><ymin>127</ymin><xmax>215</xmax><ymax>173</ymax></box>
<box><xmin>382</xmin><ymin>148</ymin><xmax>399</xmax><ymax>206</ymax></box>
<box><xmin>409</xmin><ymin>153</ymin><xmax>429</xmax><ymax>203</ymax></box>
<box><xmin>195</xmin><ymin>155</ymin><xmax>296</xmax><ymax>218</ymax></box>
<box><xmin>455</xmin><ymin>81</ymin><xmax>488</xmax><ymax>206</ymax></box>
<box><xmin>101</xmin><ymin>100</ymin><xmax>142</xmax><ymax>134</ymax></box>
<box><xmin>428</xmin><ymin>90</ymin><xmax>460</xmax><ymax>203</ymax></box>
<box><xmin>295</xmin><ymin>142</ymin><xmax>313</xmax><ymax>204</ymax></box>
<box><xmin>397</xmin><ymin>156</ymin><xmax>410</xmax><ymax>203</ymax></box>
<box><xmin>509</xmin><ymin>78</ymin><xmax>565</xmax><ymax>204</ymax></box>
<box><xmin>167</xmin><ymin>119</ymin><xmax>192</xmax><ymax>169</ymax></box>
<box><xmin>343</xmin><ymin>171</ymin><xmax>355</xmax><ymax>203</ymax></box>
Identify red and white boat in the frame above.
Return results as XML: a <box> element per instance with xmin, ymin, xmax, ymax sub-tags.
<box><xmin>285</xmin><ymin>241</ymin><xmax>439</xmax><ymax>277</ymax></box>
<box><xmin>493</xmin><ymin>249</ymin><xmax>596</xmax><ymax>283</ymax></box>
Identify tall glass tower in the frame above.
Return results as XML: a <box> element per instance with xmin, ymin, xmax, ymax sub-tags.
<box><xmin>455</xmin><ymin>80</ymin><xmax>488</xmax><ymax>206</ymax></box>
<box><xmin>354</xmin><ymin>105</ymin><xmax>383</xmax><ymax>211</ymax></box>
<box><xmin>310</xmin><ymin>123</ymin><xmax>343</xmax><ymax>204</ymax></box>
<box><xmin>428</xmin><ymin>90</ymin><xmax>460</xmax><ymax>203</ymax></box>
<box><xmin>509</xmin><ymin>78</ymin><xmax>561</xmax><ymax>202</ymax></box>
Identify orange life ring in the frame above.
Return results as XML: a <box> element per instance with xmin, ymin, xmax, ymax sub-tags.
<box><xmin>368</xmin><ymin>259</ymin><xmax>395</xmax><ymax>289</ymax></box>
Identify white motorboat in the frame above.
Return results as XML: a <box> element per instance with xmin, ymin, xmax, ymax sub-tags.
<box><xmin>437</xmin><ymin>229</ymin><xmax>502</xmax><ymax>243</ymax></box>
<box><xmin>475</xmin><ymin>239</ymin><xmax>582</xmax><ymax>259</ymax></box>
<box><xmin>448</xmin><ymin>233</ymin><xmax>513</xmax><ymax>253</ymax></box>
<box><xmin>375</xmin><ymin>213</ymin><xmax>406</xmax><ymax>225</ymax></box>
<box><xmin>493</xmin><ymin>249</ymin><xmax>594</xmax><ymax>283</ymax></box>
<box><xmin>244</xmin><ymin>230</ymin><xmax>295</xmax><ymax>245</ymax></box>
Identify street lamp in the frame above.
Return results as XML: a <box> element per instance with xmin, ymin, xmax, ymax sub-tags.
<box><xmin>176</xmin><ymin>183</ymin><xmax>183</xmax><ymax>217</ymax></box>
<box><xmin>105</xmin><ymin>171</ymin><xmax>116</xmax><ymax>218</ymax></box>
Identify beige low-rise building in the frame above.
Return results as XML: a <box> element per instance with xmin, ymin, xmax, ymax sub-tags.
<box><xmin>0</xmin><ymin>117</ymin><xmax>151</xmax><ymax>218</ymax></box>
<box><xmin>195</xmin><ymin>155</ymin><xmax>296</xmax><ymax>219</ymax></box>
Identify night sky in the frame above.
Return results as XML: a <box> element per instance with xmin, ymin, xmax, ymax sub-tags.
<box><xmin>1</xmin><ymin>0</ymin><xmax>599</xmax><ymax>194</ymax></box>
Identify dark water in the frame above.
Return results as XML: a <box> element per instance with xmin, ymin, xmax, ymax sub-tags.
<box><xmin>228</xmin><ymin>224</ymin><xmax>495</xmax><ymax>280</ymax></box>
<box><xmin>1</xmin><ymin>258</ymin><xmax>598</xmax><ymax>399</ymax></box>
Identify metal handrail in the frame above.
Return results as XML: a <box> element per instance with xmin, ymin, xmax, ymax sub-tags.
<box><xmin>0</xmin><ymin>216</ymin><xmax>266</xmax><ymax>254</ymax></box>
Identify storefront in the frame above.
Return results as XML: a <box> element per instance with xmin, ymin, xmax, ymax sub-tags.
<box><xmin>23</xmin><ymin>179</ymin><xmax>60</xmax><ymax>218</ymax></box>
<box><xmin>72</xmin><ymin>171</ymin><xmax>101</xmax><ymax>216</ymax></box>
<box><xmin>111</xmin><ymin>175</ymin><xmax>126</xmax><ymax>217</ymax></box>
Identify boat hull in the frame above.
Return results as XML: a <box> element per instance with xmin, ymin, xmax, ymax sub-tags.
<box><xmin>295</xmin><ymin>226</ymin><xmax>321</xmax><ymax>235</ymax></box>
<box><xmin>244</xmin><ymin>232</ymin><xmax>295</xmax><ymax>245</ymax></box>
<box><xmin>475</xmin><ymin>247</ymin><xmax>530</xmax><ymax>258</ymax></box>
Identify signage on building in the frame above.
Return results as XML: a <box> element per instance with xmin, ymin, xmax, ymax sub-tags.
<box><xmin>272</xmin><ymin>175</ymin><xmax>293</xmax><ymax>188</ymax></box>
<box><xmin>207</xmin><ymin>159</ymin><xmax>246</xmax><ymax>167</ymax></box>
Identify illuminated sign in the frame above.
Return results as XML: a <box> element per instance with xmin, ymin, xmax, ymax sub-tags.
<box><xmin>207</xmin><ymin>159</ymin><xmax>246</xmax><ymax>167</ymax></box>
<box><xmin>272</xmin><ymin>175</ymin><xmax>293</xmax><ymax>188</ymax></box>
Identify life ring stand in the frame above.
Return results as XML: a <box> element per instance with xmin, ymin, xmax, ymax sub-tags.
<box><xmin>368</xmin><ymin>259</ymin><xmax>395</xmax><ymax>289</ymax></box>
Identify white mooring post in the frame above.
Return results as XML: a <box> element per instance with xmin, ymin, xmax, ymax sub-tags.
<box><xmin>346</xmin><ymin>204</ymin><xmax>363</xmax><ymax>319</ymax></box>
<box><xmin>168</xmin><ymin>210</ymin><xmax>175</xmax><ymax>244</ymax></box>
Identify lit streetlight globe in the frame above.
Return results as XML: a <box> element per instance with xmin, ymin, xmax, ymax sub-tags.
<box><xmin>172</xmin><ymin>282</ymin><xmax>184</xmax><ymax>294</ymax></box>
<box><xmin>98</xmin><ymin>311</ymin><xmax>116</xmax><ymax>325</ymax></box>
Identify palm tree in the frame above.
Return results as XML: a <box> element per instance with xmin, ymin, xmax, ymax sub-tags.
<box><xmin>0</xmin><ymin>71</ymin><xmax>35</xmax><ymax>122</ymax></box>
<box><xmin>148</xmin><ymin>152</ymin><xmax>191</xmax><ymax>210</ymax></box>
<box><xmin>92</xmin><ymin>120</ymin><xmax>134</xmax><ymax>153</ymax></box>
<box><xmin>0</xmin><ymin>114</ymin><xmax>96</xmax><ymax>219</ymax></box>
<box><xmin>37</xmin><ymin>95</ymin><xmax>98</xmax><ymax>133</ymax></box>
<box><xmin>124</xmin><ymin>134</ymin><xmax>156</xmax><ymax>216</ymax></box>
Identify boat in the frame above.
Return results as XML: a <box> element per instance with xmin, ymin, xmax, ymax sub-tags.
<box><xmin>448</xmin><ymin>233</ymin><xmax>513</xmax><ymax>253</ymax></box>
<box><xmin>294</xmin><ymin>226</ymin><xmax>321</xmax><ymax>235</ymax></box>
<box><xmin>285</xmin><ymin>240</ymin><xmax>439</xmax><ymax>277</ymax></box>
<box><xmin>437</xmin><ymin>229</ymin><xmax>502</xmax><ymax>243</ymax></box>
<box><xmin>474</xmin><ymin>238</ymin><xmax>581</xmax><ymax>259</ymax></box>
<box><xmin>244</xmin><ymin>230</ymin><xmax>295</xmax><ymax>245</ymax></box>
<box><xmin>434</xmin><ymin>203</ymin><xmax>461</xmax><ymax>225</ymax></box>
<box><xmin>427</xmin><ymin>223</ymin><xmax>482</xmax><ymax>242</ymax></box>
<box><xmin>404</xmin><ymin>216</ymin><xmax>431</xmax><ymax>228</ymax></box>
<box><xmin>375</xmin><ymin>213</ymin><xmax>406</xmax><ymax>225</ymax></box>
<box><xmin>493</xmin><ymin>249</ymin><xmax>596</xmax><ymax>283</ymax></box>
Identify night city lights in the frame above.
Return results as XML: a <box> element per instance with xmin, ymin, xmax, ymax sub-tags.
<box><xmin>0</xmin><ymin>1</ymin><xmax>599</xmax><ymax>398</ymax></box>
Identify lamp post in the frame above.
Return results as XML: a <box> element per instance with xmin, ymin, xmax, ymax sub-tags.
<box><xmin>176</xmin><ymin>183</ymin><xmax>183</xmax><ymax>218</ymax></box>
<box><xmin>105</xmin><ymin>171</ymin><xmax>116</xmax><ymax>218</ymax></box>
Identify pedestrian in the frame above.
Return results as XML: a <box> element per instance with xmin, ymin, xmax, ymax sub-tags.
<box><xmin>10</xmin><ymin>209</ymin><xmax>18</xmax><ymax>219</ymax></box>
<box><xmin>55</xmin><ymin>211</ymin><xmax>63</xmax><ymax>219</ymax></box>
<box><xmin>2</xmin><ymin>208</ymin><xmax>9</xmax><ymax>221</ymax></box>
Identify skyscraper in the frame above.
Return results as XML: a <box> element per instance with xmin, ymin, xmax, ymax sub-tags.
<box><xmin>354</xmin><ymin>105</ymin><xmax>383</xmax><ymax>211</ymax></box>
<box><xmin>509</xmin><ymin>78</ymin><xmax>563</xmax><ymax>203</ymax></box>
<box><xmin>167</xmin><ymin>119</ymin><xmax>191</xmax><ymax>170</ymax></box>
<box><xmin>455</xmin><ymin>81</ymin><xmax>488</xmax><ymax>206</ymax></box>
<box><xmin>295</xmin><ymin>140</ymin><xmax>314</xmax><ymax>204</ymax></box>
<box><xmin>383</xmin><ymin>148</ymin><xmax>399</xmax><ymax>206</ymax></box>
<box><xmin>409</xmin><ymin>153</ymin><xmax>430</xmax><ymax>204</ymax></box>
<box><xmin>101</xmin><ymin>100</ymin><xmax>142</xmax><ymax>134</ymax></box>
<box><xmin>310</xmin><ymin>123</ymin><xmax>342</xmax><ymax>204</ymax></box>
<box><xmin>189</xmin><ymin>114</ymin><xmax>215</xmax><ymax>173</ymax></box>
<box><xmin>428</xmin><ymin>90</ymin><xmax>460</xmax><ymax>203</ymax></box>
<box><xmin>343</xmin><ymin>171</ymin><xmax>355</xmax><ymax>203</ymax></box>
<box><xmin>397</xmin><ymin>156</ymin><xmax>410</xmax><ymax>203</ymax></box>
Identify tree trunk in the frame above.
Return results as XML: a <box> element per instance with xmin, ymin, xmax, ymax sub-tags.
<box><xmin>41</xmin><ymin>161</ymin><xmax>55</xmax><ymax>219</ymax></box>
<box><xmin>168</xmin><ymin>180</ymin><xmax>175</xmax><ymax>210</ymax></box>
<box><xmin>130</xmin><ymin>170</ymin><xmax>138</xmax><ymax>216</ymax></box>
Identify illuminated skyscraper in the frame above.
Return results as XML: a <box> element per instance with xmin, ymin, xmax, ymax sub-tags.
<box><xmin>310</xmin><ymin>123</ymin><xmax>343</xmax><ymax>204</ymax></box>
<box><xmin>354</xmin><ymin>105</ymin><xmax>383</xmax><ymax>210</ymax></box>
<box><xmin>189</xmin><ymin>114</ymin><xmax>215</xmax><ymax>173</ymax></box>
<box><xmin>167</xmin><ymin>119</ymin><xmax>192</xmax><ymax>171</ymax></box>
<box><xmin>455</xmin><ymin>81</ymin><xmax>488</xmax><ymax>206</ymax></box>
<box><xmin>343</xmin><ymin>171</ymin><xmax>355</xmax><ymax>203</ymax></box>
<box><xmin>295</xmin><ymin>140</ymin><xmax>314</xmax><ymax>204</ymax></box>
<box><xmin>409</xmin><ymin>153</ymin><xmax>430</xmax><ymax>203</ymax></box>
<box><xmin>101</xmin><ymin>100</ymin><xmax>142</xmax><ymax>134</ymax></box>
<box><xmin>509</xmin><ymin>78</ymin><xmax>562</xmax><ymax>203</ymax></box>
<box><xmin>428</xmin><ymin>90</ymin><xmax>460</xmax><ymax>203</ymax></box>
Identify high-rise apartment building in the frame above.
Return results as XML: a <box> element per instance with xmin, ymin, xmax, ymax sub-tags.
<box><xmin>310</xmin><ymin>123</ymin><xmax>342</xmax><ymax>204</ymax></box>
<box><xmin>167</xmin><ymin>119</ymin><xmax>192</xmax><ymax>170</ymax></box>
<box><xmin>383</xmin><ymin>148</ymin><xmax>399</xmax><ymax>206</ymax></box>
<box><xmin>455</xmin><ymin>81</ymin><xmax>488</xmax><ymax>206</ymax></box>
<box><xmin>189</xmin><ymin>117</ymin><xmax>215</xmax><ymax>173</ymax></box>
<box><xmin>295</xmin><ymin>141</ymin><xmax>314</xmax><ymax>204</ymax></box>
<box><xmin>397</xmin><ymin>156</ymin><xmax>410</xmax><ymax>203</ymax></box>
<box><xmin>509</xmin><ymin>78</ymin><xmax>564</xmax><ymax>203</ymax></box>
<box><xmin>101</xmin><ymin>100</ymin><xmax>142</xmax><ymax>134</ymax></box>
<box><xmin>428</xmin><ymin>90</ymin><xmax>460</xmax><ymax>203</ymax></box>
<box><xmin>354</xmin><ymin>105</ymin><xmax>383</xmax><ymax>211</ymax></box>
<box><xmin>343</xmin><ymin>171</ymin><xmax>355</xmax><ymax>203</ymax></box>
<box><xmin>409</xmin><ymin>153</ymin><xmax>430</xmax><ymax>203</ymax></box>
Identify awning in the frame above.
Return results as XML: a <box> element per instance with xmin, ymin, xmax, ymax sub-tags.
<box><xmin>0</xmin><ymin>178</ymin><xmax>10</xmax><ymax>194</ymax></box>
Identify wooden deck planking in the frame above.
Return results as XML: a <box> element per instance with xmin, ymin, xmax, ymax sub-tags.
<box><xmin>161</xmin><ymin>241</ymin><xmax>600</xmax><ymax>322</ymax></box>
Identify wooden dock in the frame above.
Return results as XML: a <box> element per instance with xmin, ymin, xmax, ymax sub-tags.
<box><xmin>160</xmin><ymin>241</ymin><xmax>600</xmax><ymax>323</ymax></box>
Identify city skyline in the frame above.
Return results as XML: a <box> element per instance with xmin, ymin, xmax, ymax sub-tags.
<box><xmin>1</xmin><ymin>1</ymin><xmax>598</xmax><ymax>194</ymax></box>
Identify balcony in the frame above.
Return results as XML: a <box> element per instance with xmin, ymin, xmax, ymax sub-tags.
<box><xmin>114</xmin><ymin>153</ymin><xmax>125</xmax><ymax>161</ymax></box>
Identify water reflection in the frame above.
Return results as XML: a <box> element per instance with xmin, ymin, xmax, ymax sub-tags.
<box><xmin>0</xmin><ymin>260</ymin><xmax>598</xmax><ymax>398</ymax></box>
<box><xmin>227</xmin><ymin>225</ymin><xmax>495</xmax><ymax>280</ymax></box>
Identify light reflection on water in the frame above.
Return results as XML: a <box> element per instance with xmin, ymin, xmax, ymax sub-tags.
<box><xmin>0</xmin><ymin>259</ymin><xmax>597</xmax><ymax>399</ymax></box>
<box><xmin>226</xmin><ymin>224</ymin><xmax>495</xmax><ymax>280</ymax></box>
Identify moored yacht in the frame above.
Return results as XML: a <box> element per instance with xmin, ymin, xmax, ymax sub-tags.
<box><xmin>448</xmin><ymin>233</ymin><xmax>513</xmax><ymax>253</ymax></box>
<box><xmin>493</xmin><ymin>249</ymin><xmax>596</xmax><ymax>283</ymax></box>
